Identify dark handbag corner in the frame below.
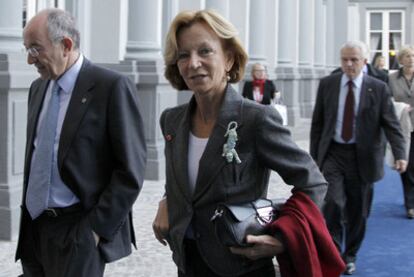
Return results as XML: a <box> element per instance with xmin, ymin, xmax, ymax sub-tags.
<box><xmin>210</xmin><ymin>198</ymin><xmax>282</xmax><ymax>247</ymax></box>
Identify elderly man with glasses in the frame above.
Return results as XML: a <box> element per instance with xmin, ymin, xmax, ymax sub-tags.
<box><xmin>16</xmin><ymin>8</ymin><xmax>147</xmax><ymax>277</ymax></box>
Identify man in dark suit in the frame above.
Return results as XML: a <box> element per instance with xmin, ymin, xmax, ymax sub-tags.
<box><xmin>16</xmin><ymin>8</ymin><xmax>146</xmax><ymax>277</ymax></box>
<box><xmin>310</xmin><ymin>40</ymin><xmax>406</xmax><ymax>275</ymax></box>
<box><xmin>242</xmin><ymin>63</ymin><xmax>276</xmax><ymax>105</ymax></box>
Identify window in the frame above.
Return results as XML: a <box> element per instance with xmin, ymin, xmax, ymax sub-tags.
<box><xmin>367</xmin><ymin>10</ymin><xmax>404</xmax><ymax>70</ymax></box>
<box><xmin>22</xmin><ymin>0</ymin><xmax>61</xmax><ymax>27</ymax></box>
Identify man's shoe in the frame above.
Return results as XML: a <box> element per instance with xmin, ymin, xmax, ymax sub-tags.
<box><xmin>344</xmin><ymin>262</ymin><xmax>356</xmax><ymax>275</ymax></box>
<box><xmin>407</xmin><ymin>209</ymin><xmax>414</xmax><ymax>219</ymax></box>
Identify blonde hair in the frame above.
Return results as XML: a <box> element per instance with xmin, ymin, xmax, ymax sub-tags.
<box><xmin>373</xmin><ymin>55</ymin><xmax>385</xmax><ymax>68</ymax></box>
<box><xmin>164</xmin><ymin>9</ymin><xmax>248</xmax><ymax>90</ymax></box>
<box><xmin>397</xmin><ymin>45</ymin><xmax>414</xmax><ymax>64</ymax></box>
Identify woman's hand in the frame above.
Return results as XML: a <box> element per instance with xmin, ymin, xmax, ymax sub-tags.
<box><xmin>230</xmin><ymin>234</ymin><xmax>285</xmax><ymax>260</ymax></box>
<box><xmin>152</xmin><ymin>198</ymin><xmax>169</xmax><ymax>246</ymax></box>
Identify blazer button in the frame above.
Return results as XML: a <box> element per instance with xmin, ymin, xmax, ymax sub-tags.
<box><xmin>195</xmin><ymin>232</ymin><xmax>201</xmax><ymax>239</ymax></box>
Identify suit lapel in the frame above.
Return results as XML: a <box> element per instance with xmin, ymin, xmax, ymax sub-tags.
<box><xmin>58</xmin><ymin>59</ymin><xmax>95</xmax><ymax>167</ymax></box>
<box><xmin>25</xmin><ymin>80</ymin><xmax>49</xmax><ymax>181</ymax></box>
<box><xmin>328</xmin><ymin>74</ymin><xmax>341</xmax><ymax>128</ymax></box>
<box><xmin>169</xmin><ymin>103</ymin><xmax>192</xmax><ymax>202</ymax></box>
<box><xmin>193</xmin><ymin>86</ymin><xmax>244</xmax><ymax>202</ymax></box>
<box><xmin>358</xmin><ymin>76</ymin><xmax>370</xmax><ymax>116</ymax></box>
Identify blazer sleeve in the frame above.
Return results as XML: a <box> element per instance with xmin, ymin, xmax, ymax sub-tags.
<box><xmin>380</xmin><ymin>84</ymin><xmax>407</xmax><ymax>161</ymax></box>
<box><xmin>89</xmin><ymin>75</ymin><xmax>147</xmax><ymax>241</ymax></box>
<box><xmin>255</xmin><ymin>105</ymin><xmax>327</xmax><ymax>208</ymax></box>
<box><xmin>268</xmin><ymin>80</ymin><xmax>276</xmax><ymax>99</ymax></box>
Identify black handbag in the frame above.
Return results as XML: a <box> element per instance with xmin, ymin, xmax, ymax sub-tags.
<box><xmin>210</xmin><ymin>198</ymin><xmax>281</xmax><ymax>247</ymax></box>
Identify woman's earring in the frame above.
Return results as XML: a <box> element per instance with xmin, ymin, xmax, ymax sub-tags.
<box><xmin>226</xmin><ymin>73</ymin><xmax>231</xmax><ymax>81</ymax></box>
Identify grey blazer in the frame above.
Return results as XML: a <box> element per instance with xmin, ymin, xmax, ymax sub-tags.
<box><xmin>161</xmin><ymin>85</ymin><xmax>327</xmax><ymax>276</ymax></box>
<box><xmin>16</xmin><ymin>59</ymin><xmax>147</xmax><ymax>263</ymax></box>
<box><xmin>310</xmin><ymin>73</ymin><xmax>406</xmax><ymax>183</ymax></box>
<box><xmin>389</xmin><ymin>70</ymin><xmax>414</xmax><ymax>126</ymax></box>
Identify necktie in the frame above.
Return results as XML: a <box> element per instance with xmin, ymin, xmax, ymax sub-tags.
<box><xmin>341</xmin><ymin>80</ymin><xmax>355</xmax><ymax>142</ymax></box>
<box><xmin>26</xmin><ymin>82</ymin><xmax>61</xmax><ymax>219</ymax></box>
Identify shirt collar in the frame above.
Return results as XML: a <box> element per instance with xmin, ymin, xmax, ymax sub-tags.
<box><xmin>341</xmin><ymin>70</ymin><xmax>364</xmax><ymax>89</ymax></box>
<box><xmin>56</xmin><ymin>54</ymin><xmax>84</xmax><ymax>94</ymax></box>
<box><xmin>362</xmin><ymin>64</ymin><xmax>368</xmax><ymax>74</ymax></box>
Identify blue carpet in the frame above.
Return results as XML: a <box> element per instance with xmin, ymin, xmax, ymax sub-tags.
<box><xmin>353</xmin><ymin>166</ymin><xmax>414</xmax><ymax>276</ymax></box>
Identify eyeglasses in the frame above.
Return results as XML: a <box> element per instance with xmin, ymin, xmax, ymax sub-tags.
<box><xmin>24</xmin><ymin>47</ymin><xmax>41</xmax><ymax>58</ymax></box>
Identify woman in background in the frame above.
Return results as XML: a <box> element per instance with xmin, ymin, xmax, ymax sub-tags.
<box><xmin>242</xmin><ymin>63</ymin><xmax>276</xmax><ymax>105</ymax></box>
<box><xmin>388</xmin><ymin>45</ymin><xmax>414</xmax><ymax>219</ymax></box>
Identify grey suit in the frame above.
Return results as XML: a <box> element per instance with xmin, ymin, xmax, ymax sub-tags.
<box><xmin>16</xmin><ymin>59</ymin><xmax>147</xmax><ymax>275</ymax></box>
<box><xmin>161</xmin><ymin>85</ymin><xmax>327</xmax><ymax>276</ymax></box>
<box><xmin>389</xmin><ymin>70</ymin><xmax>414</xmax><ymax>210</ymax></box>
<box><xmin>310</xmin><ymin>72</ymin><xmax>405</xmax><ymax>263</ymax></box>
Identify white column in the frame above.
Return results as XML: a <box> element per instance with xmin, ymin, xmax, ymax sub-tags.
<box><xmin>297</xmin><ymin>0</ymin><xmax>316</xmax><ymax>118</ymax></box>
<box><xmin>0</xmin><ymin>0</ymin><xmax>23</xmax><ymax>52</ymax></box>
<box><xmin>248</xmin><ymin>0</ymin><xmax>267</xmax><ymax>62</ymax></box>
<box><xmin>125</xmin><ymin>0</ymin><xmax>162</xmax><ymax>60</ymax></box>
<box><xmin>67</xmin><ymin>0</ymin><xmax>92</xmax><ymax>59</ymax></box>
<box><xmin>0</xmin><ymin>0</ymin><xmax>36</xmax><ymax>240</ymax></box>
<box><xmin>229</xmin><ymin>0</ymin><xmax>249</xmax><ymax>56</ymax></box>
<box><xmin>277</xmin><ymin>0</ymin><xmax>298</xmax><ymax>67</ymax></box>
<box><xmin>326</xmin><ymin>0</ymin><xmax>348</xmax><ymax>68</ymax></box>
<box><xmin>276</xmin><ymin>0</ymin><xmax>301</xmax><ymax>126</ymax></box>
<box><xmin>265</xmin><ymin>0</ymin><xmax>279</xmax><ymax>70</ymax></box>
<box><xmin>35</xmin><ymin>0</ymin><xmax>57</xmax><ymax>10</ymax></box>
<box><xmin>178</xmin><ymin>0</ymin><xmax>204</xmax><ymax>10</ymax></box>
<box><xmin>298</xmin><ymin>0</ymin><xmax>314</xmax><ymax>67</ymax></box>
<box><xmin>121</xmin><ymin>0</ymin><xmax>176</xmax><ymax>180</ymax></box>
<box><xmin>84</xmin><ymin>0</ymin><xmax>128</xmax><ymax>63</ymax></box>
<box><xmin>206</xmin><ymin>0</ymin><xmax>229</xmax><ymax>18</ymax></box>
<box><xmin>161</xmin><ymin>0</ymin><xmax>179</xmax><ymax>51</ymax></box>
<box><xmin>314</xmin><ymin>0</ymin><xmax>326</xmax><ymax>68</ymax></box>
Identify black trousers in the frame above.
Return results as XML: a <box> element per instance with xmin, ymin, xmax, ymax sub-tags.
<box><xmin>20</xmin><ymin>207</ymin><xmax>105</xmax><ymax>277</ymax></box>
<box><xmin>322</xmin><ymin>143</ymin><xmax>371</xmax><ymax>263</ymax></box>
<box><xmin>401</xmin><ymin>133</ymin><xmax>414</xmax><ymax>210</ymax></box>
<box><xmin>178</xmin><ymin>239</ymin><xmax>276</xmax><ymax>277</ymax></box>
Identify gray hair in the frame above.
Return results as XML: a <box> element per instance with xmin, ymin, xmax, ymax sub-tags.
<box><xmin>47</xmin><ymin>9</ymin><xmax>80</xmax><ymax>50</ymax></box>
<box><xmin>340</xmin><ymin>40</ymin><xmax>369</xmax><ymax>60</ymax></box>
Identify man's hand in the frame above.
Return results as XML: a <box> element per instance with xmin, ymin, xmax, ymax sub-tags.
<box><xmin>152</xmin><ymin>198</ymin><xmax>169</xmax><ymax>246</ymax></box>
<box><xmin>229</xmin><ymin>234</ymin><xmax>285</xmax><ymax>260</ymax></box>
<box><xmin>394</xmin><ymin>159</ymin><xmax>407</xmax><ymax>173</ymax></box>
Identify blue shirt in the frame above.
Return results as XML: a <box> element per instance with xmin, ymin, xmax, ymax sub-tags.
<box><xmin>334</xmin><ymin>71</ymin><xmax>363</xmax><ymax>144</ymax></box>
<box><xmin>32</xmin><ymin>54</ymin><xmax>84</xmax><ymax>207</ymax></box>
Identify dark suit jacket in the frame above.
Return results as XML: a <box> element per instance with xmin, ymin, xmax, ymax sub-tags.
<box><xmin>331</xmin><ymin>64</ymin><xmax>389</xmax><ymax>83</ymax></box>
<box><xmin>310</xmin><ymin>73</ymin><xmax>405</xmax><ymax>183</ymax></box>
<box><xmin>16</xmin><ymin>58</ymin><xmax>147</xmax><ymax>263</ymax></box>
<box><xmin>242</xmin><ymin>79</ymin><xmax>276</xmax><ymax>104</ymax></box>
<box><xmin>161</xmin><ymin>85</ymin><xmax>327</xmax><ymax>276</ymax></box>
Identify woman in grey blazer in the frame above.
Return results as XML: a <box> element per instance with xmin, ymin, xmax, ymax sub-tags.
<box><xmin>152</xmin><ymin>9</ymin><xmax>331</xmax><ymax>277</ymax></box>
<box><xmin>388</xmin><ymin>45</ymin><xmax>414</xmax><ymax>219</ymax></box>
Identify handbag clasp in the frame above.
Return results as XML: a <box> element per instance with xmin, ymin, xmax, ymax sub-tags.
<box><xmin>210</xmin><ymin>208</ymin><xmax>223</xmax><ymax>221</ymax></box>
<box><xmin>256</xmin><ymin>206</ymin><xmax>275</xmax><ymax>225</ymax></box>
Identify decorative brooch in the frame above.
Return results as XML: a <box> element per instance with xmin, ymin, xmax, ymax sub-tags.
<box><xmin>222</xmin><ymin>121</ymin><xmax>241</xmax><ymax>164</ymax></box>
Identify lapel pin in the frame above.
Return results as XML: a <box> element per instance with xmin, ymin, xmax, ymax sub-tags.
<box><xmin>222</xmin><ymin>121</ymin><xmax>241</xmax><ymax>164</ymax></box>
<box><xmin>165</xmin><ymin>134</ymin><xmax>172</xmax><ymax>141</ymax></box>
<box><xmin>81</xmin><ymin>97</ymin><xmax>87</xmax><ymax>104</ymax></box>
<box><xmin>368</xmin><ymin>88</ymin><xmax>373</xmax><ymax>92</ymax></box>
